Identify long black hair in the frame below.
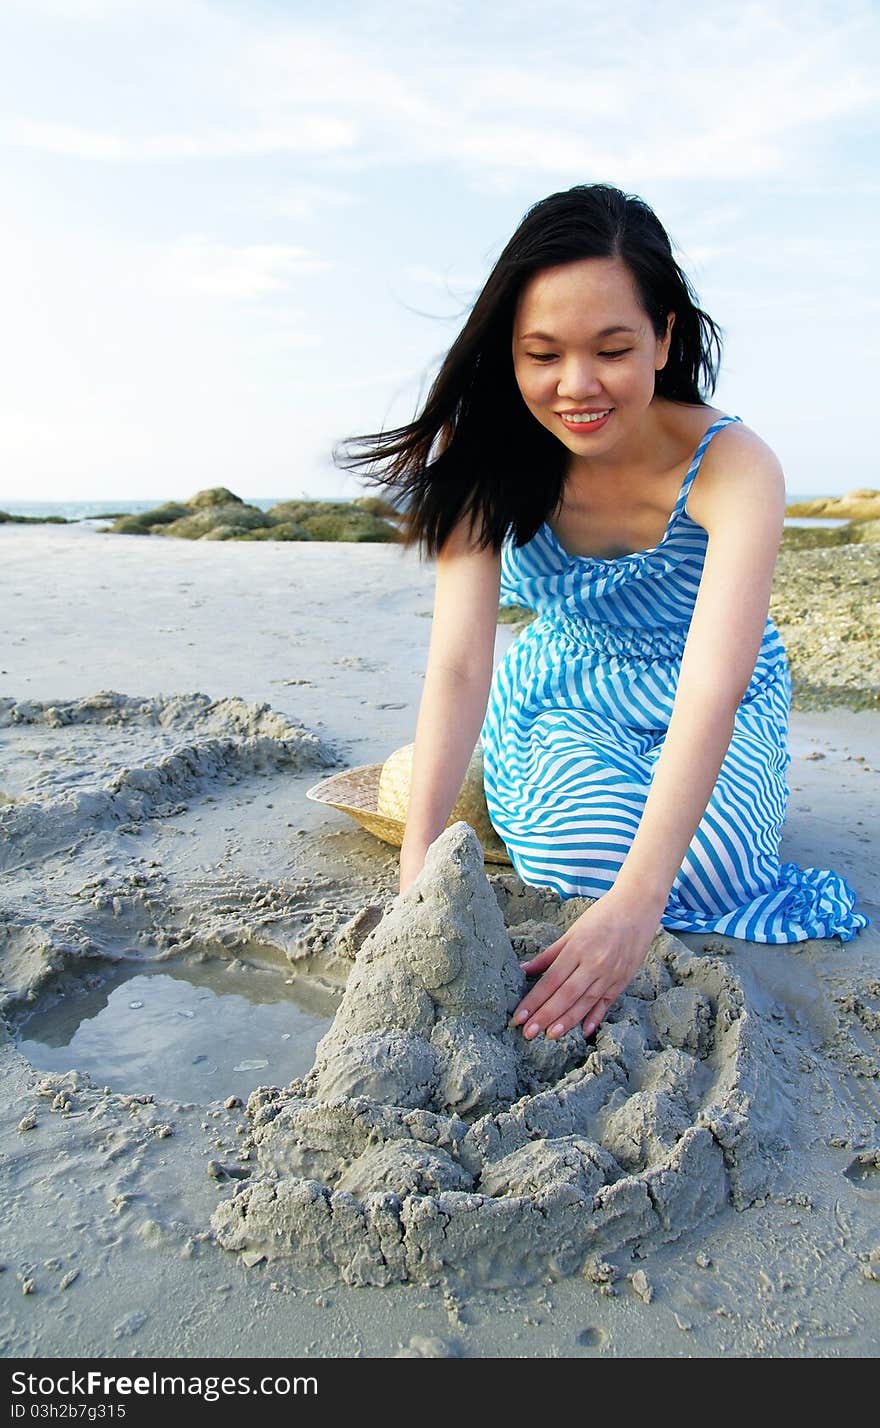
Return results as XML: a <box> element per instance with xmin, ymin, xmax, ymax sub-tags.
<box><xmin>333</xmin><ymin>184</ymin><xmax>724</xmax><ymax>557</ymax></box>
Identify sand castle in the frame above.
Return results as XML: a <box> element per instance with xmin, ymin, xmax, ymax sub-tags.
<box><xmin>212</xmin><ymin>823</ymin><xmax>787</xmax><ymax>1286</ymax></box>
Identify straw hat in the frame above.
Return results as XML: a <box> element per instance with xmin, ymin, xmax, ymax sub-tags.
<box><xmin>306</xmin><ymin>742</ymin><xmax>512</xmax><ymax>864</ymax></box>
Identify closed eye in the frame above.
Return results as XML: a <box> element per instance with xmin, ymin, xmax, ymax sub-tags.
<box><xmin>527</xmin><ymin>348</ymin><xmax>632</xmax><ymax>362</ymax></box>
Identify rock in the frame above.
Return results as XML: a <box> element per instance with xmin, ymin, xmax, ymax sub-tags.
<box><xmin>188</xmin><ymin>487</ymin><xmax>245</xmax><ymax>510</ymax></box>
<box><xmin>631</xmin><ymin>1268</ymin><xmax>654</xmax><ymax>1303</ymax></box>
<box><xmin>395</xmin><ymin>1335</ymin><xmax>462</xmax><ymax>1358</ymax></box>
<box><xmin>207</xmin><ymin>1160</ymin><xmax>251</xmax><ymax>1182</ymax></box>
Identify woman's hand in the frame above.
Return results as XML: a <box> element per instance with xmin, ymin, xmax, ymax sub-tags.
<box><xmin>398</xmin><ymin>834</ymin><xmax>431</xmax><ymax>896</ymax></box>
<box><xmin>512</xmin><ymin>889</ymin><xmax>666</xmax><ymax>1040</ymax></box>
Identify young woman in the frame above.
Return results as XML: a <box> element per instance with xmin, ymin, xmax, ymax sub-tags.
<box><xmin>337</xmin><ymin>183</ymin><xmax>868</xmax><ymax>1047</ymax></box>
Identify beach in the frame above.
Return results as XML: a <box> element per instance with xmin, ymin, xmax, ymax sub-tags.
<box><xmin>1</xmin><ymin>518</ymin><xmax>878</xmax><ymax>1358</ymax></box>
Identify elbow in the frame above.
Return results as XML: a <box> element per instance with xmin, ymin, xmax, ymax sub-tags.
<box><xmin>427</xmin><ymin>655</ymin><xmax>495</xmax><ymax>689</ymax></box>
<box><xmin>725</xmin><ymin>651</ymin><xmax>766</xmax><ymax>709</ymax></box>
<box><xmin>679</xmin><ymin>670</ymin><xmax>753</xmax><ymax>719</ymax></box>
<box><xmin>680</xmin><ymin>638</ymin><xmax>766</xmax><ymax>715</ymax></box>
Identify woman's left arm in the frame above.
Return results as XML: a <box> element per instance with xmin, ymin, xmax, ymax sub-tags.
<box><xmin>513</xmin><ymin>428</ymin><xmax>786</xmax><ymax>1042</ymax></box>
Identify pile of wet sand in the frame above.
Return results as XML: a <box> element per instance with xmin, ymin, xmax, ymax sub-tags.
<box><xmin>0</xmin><ymin>672</ymin><xmax>876</xmax><ymax>1354</ymax></box>
<box><xmin>212</xmin><ymin>824</ymin><xmax>788</xmax><ymax>1287</ymax></box>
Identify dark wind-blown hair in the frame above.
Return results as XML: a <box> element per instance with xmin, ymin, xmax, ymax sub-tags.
<box><xmin>333</xmin><ymin>184</ymin><xmax>724</xmax><ymax>557</ymax></box>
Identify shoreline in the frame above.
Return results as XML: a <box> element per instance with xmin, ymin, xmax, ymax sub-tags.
<box><xmin>3</xmin><ymin>482</ymin><xmax>877</xmax><ymax>541</ymax></box>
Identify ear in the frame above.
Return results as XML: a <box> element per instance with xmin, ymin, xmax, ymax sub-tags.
<box><xmin>655</xmin><ymin>311</ymin><xmax>675</xmax><ymax>372</ymax></box>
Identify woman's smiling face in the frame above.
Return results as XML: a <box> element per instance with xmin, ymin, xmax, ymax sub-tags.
<box><xmin>512</xmin><ymin>256</ymin><xmax>674</xmax><ymax>455</ymax></box>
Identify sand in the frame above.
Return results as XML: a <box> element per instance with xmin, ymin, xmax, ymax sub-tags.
<box><xmin>0</xmin><ymin>519</ymin><xmax>878</xmax><ymax>1358</ymax></box>
<box><xmin>212</xmin><ymin>825</ymin><xmax>784</xmax><ymax>1287</ymax></box>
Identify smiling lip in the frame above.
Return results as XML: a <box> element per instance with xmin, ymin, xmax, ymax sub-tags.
<box><xmin>558</xmin><ymin>408</ymin><xmax>613</xmax><ymax>433</ymax></box>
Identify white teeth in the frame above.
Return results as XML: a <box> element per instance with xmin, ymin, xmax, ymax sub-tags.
<box><xmin>561</xmin><ymin>410</ymin><xmax>610</xmax><ymax>424</ymax></box>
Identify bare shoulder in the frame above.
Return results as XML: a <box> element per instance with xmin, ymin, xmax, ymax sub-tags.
<box><xmin>700</xmin><ymin>417</ymin><xmax>784</xmax><ymax>479</ymax></box>
<box><xmin>436</xmin><ymin>511</ymin><xmax>503</xmax><ymax>567</ymax></box>
<box><xmin>687</xmin><ymin>419</ymin><xmax>785</xmax><ymax>532</ymax></box>
<box><xmin>434</xmin><ymin>510</ymin><xmax>501</xmax><ymax>615</ymax></box>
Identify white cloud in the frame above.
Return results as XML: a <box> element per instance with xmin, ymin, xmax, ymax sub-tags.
<box><xmin>4</xmin><ymin>0</ymin><xmax>145</xmax><ymax>16</ymax></box>
<box><xmin>3</xmin><ymin>1</ymin><xmax>876</xmax><ymax>183</ymax></box>
<box><xmin>148</xmin><ymin>237</ymin><xmax>331</xmax><ymax>300</ymax></box>
<box><xmin>220</xmin><ymin>2</ymin><xmax>880</xmax><ymax>184</ymax></box>
<box><xmin>273</xmin><ymin>185</ymin><xmax>358</xmax><ymax>221</ymax></box>
<box><xmin>1</xmin><ymin>0</ymin><xmax>876</xmax><ymax>502</ymax></box>
<box><xmin>675</xmin><ymin>244</ymin><xmax>730</xmax><ymax>271</ymax></box>
<box><xmin>5</xmin><ymin>117</ymin><xmax>357</xmax><ymax>160</ymax></box>
<box><xmin>403</xmin><ymin>264</ymin><xmax>483</xmax><ymax>296</ymax></box>
<box><xmin>259</xmin><ymin>314</ymin><xmax>325</xmax><ymax>352</ymax></box>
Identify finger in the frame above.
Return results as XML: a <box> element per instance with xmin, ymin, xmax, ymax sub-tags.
<box><xmin>512</xmin><ymin>946</ymin><xmax>572</xmax><ymax>1024</ymax></box>
<box><xmin>581</xmin><ymin>992</ymin><xmax>617</xmax><ymax>1039</ymax></box>
<box><xmin>519</xmin><ymin>938</ymin><xmax>566</xmax><ymax>976</ymax></box>
<box><xmin>535</xmin><ymin>986</ymin><xmax>610</xmax><ymax>1040</ymax></box>
<box><xmin>519</xmin><ymin>969</ymin><xmax>604</xmax><ymax>1039</ymax></box>
<box><xmin>512</xmin><ymin>954</ymin><xmax>582</xmax><ymax>1027</ymax></box>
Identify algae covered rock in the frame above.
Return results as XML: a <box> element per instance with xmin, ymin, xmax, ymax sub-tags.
<box><xmin>106</xmin><ymin>489</ymin><xmax>400</xmax><ymax>542</ymax></box>
<box><xmin>850</xmin><ymin>518</ymin><xmax>880</xmax><ymax>544</ymax></box>
<box><xmin>189</xmin><ymin>487</ymin><xmax>245</xmax><ymax>510</ymax></box>
<box><xmin>201</xmin><ymin>523</ymin><xmax>257</xmax><ymax>541</ymax></box>
<box><xmin>109</xmin><ymin>487</ymin><xmax>267</xmax><ymax>539</ymax></box>
<box><xmin>267</xmin><ymin>500</ymin><xmax>399</xmax><ymax>542</ymax></box>
<box><xmin>266</xmin><ymin>499</ymin><xmax>340</xmax><ymax>525</ymax></box>
<box><xmin>0</xmin><ymin>511</ymin><xmax>69</xmax><ymax>525</ymax></box>
<box><xmin>780</xmin><ymin>524</ymin><xmax>853</xmax><ymax>551</ymax></box>
<box><xmin>785</xmin><ymin>489</ymin><xmax>880</xmax><ymax>522</ymax></box>
<box><xmin>162</xmin><ymin>503</ymin><xmax>269</xmax><ymax>539</ymax></box>
<box><xmin>298</xmin><ymin>510</ymin><xmax>398</xmax><ymax>542</ymax></box>
<box><xmin>242</xmin><ymin>522</ymin><xmax>312</xmax><ymax>541</ymax></box>
<box><xmin>106</xmin><ymin>502</ymin><xmax>192</xmax><ymax>535</ymax></box>
<box><xmin>351</xmin><ymin>495</ymin><xmax>403</xmax><ymax>521</ymax></box>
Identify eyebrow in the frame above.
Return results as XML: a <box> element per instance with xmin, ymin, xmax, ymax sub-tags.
<box><xmin>518</xmin><ymin>325</ymin><xmax>638</xmax><ymax>342</ymax></box>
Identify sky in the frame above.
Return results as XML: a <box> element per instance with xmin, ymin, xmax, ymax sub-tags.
<box><xmin>0</xmin><ymin>0</ymin><xmax>877</xmax><ymax>503</ymax></box>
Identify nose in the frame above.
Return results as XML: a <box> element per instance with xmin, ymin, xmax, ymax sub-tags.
<box><xmin>556</xmin><ymin>356</ymin><xmax>604</xmax><ymax>400</ymax></box>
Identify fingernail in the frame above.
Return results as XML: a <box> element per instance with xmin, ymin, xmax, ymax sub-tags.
<box><xmin>525</xmin><ymin>1021</ymin><xmax>540</xmax><ymax>1038</ymax></box>
<box><xmin>512</xmin><ymin>1008</ymin><xmax>529</xmax><ymax>1025</ymax></box>
<box><xmin>549</xmin><ymin>1022</ymin><xmax>564</xmax><ymax>1038</ymax></box>
<box><xmin>518</xmin><ymin>961</ymin><xmax>529</xmax><ymax>971</ymax></box>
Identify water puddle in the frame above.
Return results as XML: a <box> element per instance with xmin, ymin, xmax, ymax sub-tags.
<box><xmin>16</xmin><ymin>955</ymin><xmax>342</xmax><ymax>1103</ymax></box>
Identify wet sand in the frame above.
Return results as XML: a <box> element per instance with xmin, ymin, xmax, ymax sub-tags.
<box><xmin>0</xmin><ymin>520</ymin><xmax>877</xmax><ymax>1358</ymax></box>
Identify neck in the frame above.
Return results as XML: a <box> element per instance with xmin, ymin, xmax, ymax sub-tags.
<box><xmin>566</xmin><ymin>401</ymin><xmax>670</xmax><ymax>484</ymax></box>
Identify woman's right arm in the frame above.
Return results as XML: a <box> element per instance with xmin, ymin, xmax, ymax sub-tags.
<box><xmin>398</xmin><ymin>516</ymin><xmax>502</xmax><ymax>894</ymax></box>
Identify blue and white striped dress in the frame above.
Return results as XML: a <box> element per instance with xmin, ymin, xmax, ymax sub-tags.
<box><xmin>480</xmin><ymin>414</ymin><xmax>868</xmax><ymax>943</ymax></box>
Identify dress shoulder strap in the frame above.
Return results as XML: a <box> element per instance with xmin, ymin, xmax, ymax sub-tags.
<box><xmin>679</xmin><ymin>414</ymin><xmax>743</xmax><ymax>511</ymax></box>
